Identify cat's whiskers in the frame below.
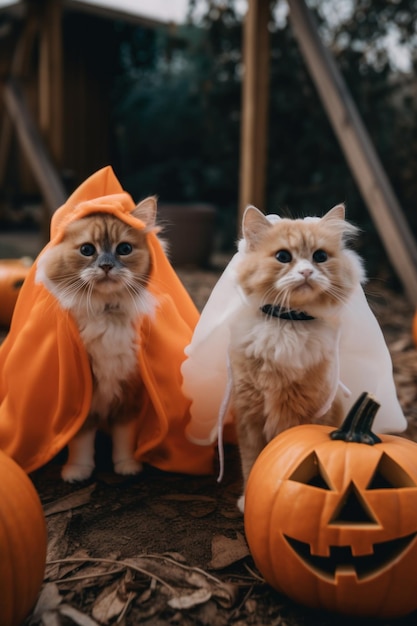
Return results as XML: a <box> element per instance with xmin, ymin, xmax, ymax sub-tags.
<box><xmin>85</xmin><ymin>280</ymin><xmax>98</xmax><ymax>318</ymax></box>
<box><xmin>323</xmin><ymin>280</ymin><xmax>349</xmax><ymax>302</ymax></box>
<box><xmin>258</xmin><ymin>285</ymin><xmax>293</xmax><ymax>320</ymax></box>
<box><xmin>260</xmin><ymin>285</ymin><xmax>283</xmax><ymax>310</ymax></box>
<box><xmin>328</xmin><ymin>285</ymin><xmax>346</xmax><ymax>303</ymax></box>
<box><xmin>260</xmin><ymin>284</ymin><xmax>278</xmax><ymax>305</ymax></box>
<box><xmin>124</xmin><ymin>282</ymin><xmax>150</xmax><ymax>316</ymax></box>
<box><xmin>39</xmin><ymin>289</ymin><xmax>66</xmax><ymax>318</ymax></box>
<box><xmin>276</xmin><ymin>287</ymin><xmax>293</xmax><ymax>313</ymax></box>
<box><xmin>55</xmin><ymin>276</ymin><xmax>90</xmax><ymax>310</ymax></box>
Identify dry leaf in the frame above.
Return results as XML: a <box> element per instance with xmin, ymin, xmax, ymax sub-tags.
<box><xmin>189</xmin><ymin>501</ymin><xmax>217</xmax><ymax>518</ymax></box>
<box><xmin>46</xmin><ymin>553</ymin><xmax>125</xmax><ymax>601</ymax></box>
<box><xmin>160</xmin><ymin>551</ymin><xmax>187</xmax><ymax>563</ymax></box>
<box><xmin>52</xmin><ymin>549</ymin><xmax>90</xmax><ymax>581</ymax></box>
<box><xmin>168</xmin><ymin>587</ymin><xmax>212</xmax><ymax>609</ymax></box>
<box><xmin>134</xmin><ymin>594</ymin><xmax>166</xmax><ymax>621</ymax></box>
<box><xmin>39</xmin><ymin>612</ymin><xmax>61</xmax><ymax>626</ymax></box>
<box><xmin>46</xmin><ymin>514</ymin><xmax>71</xmax><ymax>560</ymax></box>
<box><xmin>220</xmin><ymin>506</ymin><xmax>242</xmax><ymax>520</ymax></box>
<box><xmin>28</xmin><ymin>583</ymin><xmax>62</xmax><ymax>622</ymax></box>
<box><xmin>245</xmin><ymin>598</ymin><xmax>257</xmax><ymax>614</ymax></box>
<box><xmin>43</xmin><ymin>484</ymin><xmax>95</xmax><ymax>516</ymax></box>
<box><xmin>45</xmin><ymin>513</ymin><xmax>71</xmax><ymax>578</ymax></box>
<box><xmin>137</xmin><ymin>585</ymin><xmax>153</xmax><ymax>604</ymax></box>
<box><xmin>160</xmin><ymin>494</ymin><xmax>216</xmax><ymax>503</ymax></box>
<box><xmin>59</xmin><ymin>604</ymin><xmax>100</xmax><ymax>626</ymax></box>
<box><xmin>125</xmin><ymin>554</ymin><xmax>237</xmax><ymax>610</ymax></box>
<box><xmin>212</xmin><ymin>582</ymin><xmax>238</xmax><ymax>608</ymax></box>
<box><xmin>91</xmin><ymin>581</ymin><xmax>127</xmax><ymax>623</ymax></box>
<box><xmin>209</xmin><ymin>533</ymin><xmax>250</xmax><ymax>569</ymax></box>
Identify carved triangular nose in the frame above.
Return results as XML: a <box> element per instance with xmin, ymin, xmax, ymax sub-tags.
<box><xmin>330</xmin><ymin>482</ymin><xmax>377</xmax><ymax>525</ymax></box>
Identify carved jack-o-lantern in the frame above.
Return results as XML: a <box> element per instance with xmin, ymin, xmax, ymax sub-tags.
<box><xmin>0</xmin><ymin>258</ymin><xmax>32</xmax><ymax>327</ymax></box>
<box><xmin>245</xmin><ymin>393</ymin><xmax>417</xmax><ymax>618</ymax></box>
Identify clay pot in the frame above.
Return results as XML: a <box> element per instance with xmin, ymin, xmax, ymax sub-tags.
<box><xmin>157</xmin><ymin>203</ymin><xmax>217</xmax><ymax>267</ymax></box>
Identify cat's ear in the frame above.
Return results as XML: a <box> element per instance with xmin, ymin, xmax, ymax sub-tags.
<box><xmin>323</xmin><ymin>203</ymin><xmax>359</xmax><ymax>240</ymax></box>
<box><xmin>132</xmin><ymin>196</ymin><xmax>157</xmax><ymax>229</ymax></box>
<box><xmin>323</xmin><ymin>203</ymin><xmax>345</xmax><ymax>221</ymax></box>
<box><xmin>242</xmin><ymin>205</ymin><xmax>272</xmax><ymax>251</ymax></box>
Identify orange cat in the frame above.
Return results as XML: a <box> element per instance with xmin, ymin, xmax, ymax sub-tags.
<box><xmin>36</xmin><ymin>198</ymin><xmax>157</xmax><ymax>482</ymax></box>
<box><xmin>230</xmin><ymin>204</ymin><xmax>363</xmax><ymax>511</ymax></box>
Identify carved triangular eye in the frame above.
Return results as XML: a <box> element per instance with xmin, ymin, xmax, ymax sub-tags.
<box><xmin>330</xmin><ymin>482</ymin><xmax>378</xmax><ymax>525</ymax></box>
<box><xmin>367</xmin><ymin>452</ymin><xmax>416</xmax><ymax>489</ymax></box>
<box><xmin>289</xmin><ymin>452</ymin><xmax>332</xmax><ymax>490</ymax></box>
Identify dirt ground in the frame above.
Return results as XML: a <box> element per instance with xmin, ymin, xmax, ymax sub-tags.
<box><xmin>2</xmin><ymin>249</ymin><xmax>417</xmax><ymax>626</ymax></box>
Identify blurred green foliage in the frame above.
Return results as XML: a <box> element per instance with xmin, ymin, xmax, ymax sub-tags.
<box><xmin>112</xmin><ymin>0</ymin><xmax>417</xmax><ymax>278</ymax></box>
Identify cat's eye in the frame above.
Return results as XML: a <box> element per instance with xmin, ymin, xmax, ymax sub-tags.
<box><xmin>80</xmin><ymin>243</ymin><xmax>96</xmax><ymax>256</ymax></box>
<box><xmin>313</xmin><ymin>249</ymin><xmax>328</xmax><ymax>263</ymax></box>
<box><xmin>116</xmin><ymin>242</ymin><xmax>133</xmax><ymax>255</ymax></box>
<box><xmin>276</xmin><ymin>250</ymin><xmax>292</xmax><ymax>263</ymax></box>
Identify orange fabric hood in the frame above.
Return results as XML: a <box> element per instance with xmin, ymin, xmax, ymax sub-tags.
<box><xmin>0</xmin><ymin>166</ymin><xmax>214</xmax><ymax>475</ymax></box>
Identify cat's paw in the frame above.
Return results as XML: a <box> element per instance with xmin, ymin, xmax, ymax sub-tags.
<box><xmin>61</xmin><ymin>463</ymin><xmax>94</xmax><ymax>483</ymax></box>
<box><xmin>237</xmin><ymin>494</ymin><xmax>245</xmax><ymax>514</ymax></box>
<box><xmin>114</xmin><ymin>458</ymin><xmax>143</xmax><ymax>476</ymax></box>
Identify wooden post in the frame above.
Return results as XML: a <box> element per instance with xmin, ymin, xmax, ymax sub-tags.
<box><xmin>38</xmin><ymin>0</ymin><xmax>63</xmax><ymax>167</ymax></box>
<box><xmin>288</xmin><ymin>0</ymin><xmax>417</xmax><ymax>305</ymax></box>
<box><xmin>238</xmin><ymin>0</ymin><xmax>270</xmax><ymax>231</ymax></box>
<box><xmin>4</xmin><ymin>79</ymin><xmax>66</xmax><ymax>217</ymax></box>
<box><xmin>37</xmin><ymin>0</ymin><xmax>64</xmax><ymax>237</ymax></box>
<box><xmin>0</xmin><ymin>10</ymin><xmax>39</xmax><ymax>187</ymax></box>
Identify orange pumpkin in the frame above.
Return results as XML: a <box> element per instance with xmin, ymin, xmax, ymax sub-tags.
<box><xmin>0</xmin><ymin>258</ymin><xmax>32</xmax><ymax>327</ymax></box>
<box><xmin>0</xmin><ymin>449</ymin><xmax>47</xmax><ymax>625</ymax></box>
<box><xmin>245</xmin><ymin>393</ymin><xmax>417</xmax><ymax>618</ymax></box>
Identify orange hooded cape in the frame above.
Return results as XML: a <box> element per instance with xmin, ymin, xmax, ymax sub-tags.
<box><xmin>0</xmin><ymin>166</ymin><xmax>214</xmax><ymax>475</ymax></box>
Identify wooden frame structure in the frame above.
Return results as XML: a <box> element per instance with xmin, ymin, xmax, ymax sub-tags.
<box><xmin>0</xmin><ymin>0</ymin><xmax>164</xmax><ymax>225</ymax></box>
<box><xmin>0</xmin><ymin>0</ymin><xmax>66</xmax><ymax>220</ymax></box>
<box><xmin>1</xmin><ymin>0</ymin><xmax>416</xmax><ymax>303</ymax></box>
<box><xmin>239</xmin><ymin>0</ymin><xmax>417</xmax><ymax>305</ymax></box>
<box><xmin>239</xmin><ymin>0</ymin><xmax>270</xmax><ymax>219</ymax></box>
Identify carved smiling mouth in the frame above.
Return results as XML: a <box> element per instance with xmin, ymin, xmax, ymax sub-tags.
<box><xmin>284</xmin><ymin>533</ymin><xmax>417</xmax><ymax>580</ymax></box>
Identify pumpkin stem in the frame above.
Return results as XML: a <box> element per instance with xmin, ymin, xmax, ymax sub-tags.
<box><xmin>330</xmin><ymin>392</ymin><xmax>382</xmax><ymax>445</ymax></box>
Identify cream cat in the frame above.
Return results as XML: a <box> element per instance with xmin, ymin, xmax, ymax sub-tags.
<box><xmin>230</xmin><ymin>204</ymin><xmax>363</xmax><ymax>511</ymax></box>
<box><xmin>36</xmin><ymin>197</ymin><xmax>157</xmax><ymax>482</ymax></box>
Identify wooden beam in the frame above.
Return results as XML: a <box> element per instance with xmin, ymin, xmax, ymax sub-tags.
<box><xmin>38</xmin><ymin>0</ymin><xmax>63</xmax><ymax>166</ymax></box>
<box><xmin>238</xmin><ymin>0</ymin><xmax>270</xmax><ymax>230</ymax></box>
<box><xmin>288</xmin><ymin>0</ymin><xmax>417</xmax><ymax>305</ymax></box>
<box><xmin>3</xmin><ymin>78</ymin><xmax>66</xmax><ymax>216</ymax></box>
<box><xmin>0</xmin><ymin>11</ymin><xmax>39</xmax><ymax>187</ymax></box>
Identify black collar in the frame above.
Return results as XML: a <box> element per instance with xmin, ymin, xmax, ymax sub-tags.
<box><xmin>260</xmin><ymin>304</ymin><xmax>315</xmax><ymax>321</ymax></box>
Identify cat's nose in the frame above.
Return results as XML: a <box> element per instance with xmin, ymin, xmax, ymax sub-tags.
<box><xmin>98</xmin><ymin>253</ymin><xmax>115</xmax><ymax>274</ymax></box>
<box><xmin>299</xmin><ymin>268</ymin><xmax>313</xmax><ymax>279</ymax></box>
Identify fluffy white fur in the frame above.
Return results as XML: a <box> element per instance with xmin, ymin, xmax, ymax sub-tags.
<box><xmin>231</xmin><ymin>204</ymin><xmax>363</xmax><ymax>512</ymax></box>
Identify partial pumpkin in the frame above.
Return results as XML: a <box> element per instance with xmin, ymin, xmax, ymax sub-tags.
<box><xmin>0</xmin><ymin>258</ymin><xmax>32</xmax><ymax>327</ymax></box>
<box><xmin>244</xmin><ymin>393</ymin><xmax>417</xmax><ymax>619</ymax></box>
<box><xmin>0</xmin><ymin>449</ymin><xmax>47</xmax><ymax>626</ymax></box>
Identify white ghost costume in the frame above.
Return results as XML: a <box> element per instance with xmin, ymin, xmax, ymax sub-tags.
<box><xmin>181</xmin><ymin>214</ymin><xmax>407</xmax><ymax>475</ymax></box>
